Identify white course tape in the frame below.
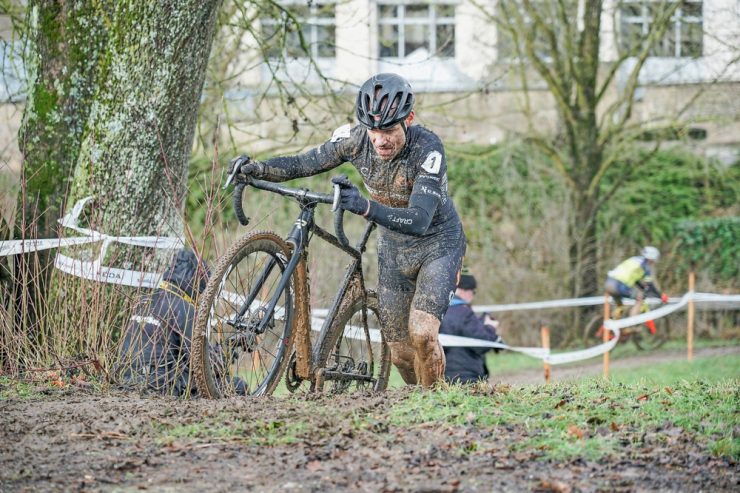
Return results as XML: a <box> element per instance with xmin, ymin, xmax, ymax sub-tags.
<box><xmin>131</xmin><ymin>315</ymin><xmax>161</xmax><ymax>326</ymax></box>
<box><xmin>4</xmin><ymin>201</ymin><xmax>738</xmax><ymax>366</ymax></box>
<box><xmin>0</xmin><ymin>236</ymin><xmax>99</xmax><ymax>256</ymax></box>
<box><xmin>54</xmin><ymin>252</ymin><xmax>164</xmax><ymax>288</ymax></box>
<box><xmin>254</xmin><ymin>291</ymin><xmax>739</xmax><ymax>366</ymax></box>
<box><xmin>604</xmin><ymin>292</ymin><xmax>691</xmax><ymax>331</ymax></box>
<box><xmin>313</xmin><ymin>295</ymin><xmax>681</xmax><ymax>318</ymax></box>
<box><xmin>473</xmin><ymin>296</ymin><xmax>605</xmax><ymax>313</ymax></box>
<box><xmin>0</xmin><ymin>196</ymin><xmax>183</xmax><ymax>288</ymax></box>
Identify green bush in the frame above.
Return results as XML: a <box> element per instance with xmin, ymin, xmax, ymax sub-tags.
<box><xmin>597</xmin><ymin>147</ymin><xmax>738</xmax><ymax>287</ymax></box>
<box><xmin>675</xmin><ymin>217</ymin><xmax>739</xmax><ymax>282</ymax></box>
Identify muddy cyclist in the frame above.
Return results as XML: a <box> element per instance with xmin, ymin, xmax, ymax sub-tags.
<box><xmin>229</xmin><ymin>73</ymin><xmax>466</xmax><ymax>387</ymax></box>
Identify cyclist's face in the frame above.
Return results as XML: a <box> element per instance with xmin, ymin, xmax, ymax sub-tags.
<box><xmin>367</xmin><ymin>111</ymin><xmax>415</xmax><ymax>160</ymax></box>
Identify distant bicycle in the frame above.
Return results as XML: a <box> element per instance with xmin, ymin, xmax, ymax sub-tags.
<box><xmin>191</xmin><ymin>168</ymin><xmax>391</xmax><ymax>397</ymax></box>
<box><xmin>582</xmin><ymin>301</ymin><xmax>669</xmax><ymax>351</ymax></box>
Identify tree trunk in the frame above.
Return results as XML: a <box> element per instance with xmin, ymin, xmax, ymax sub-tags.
<box><xmin>12</xmin><ymin>1</ymin><xmax>106</xmax><ymax>342</ymax></box>
<box><xmin>70</xmin><ymin>1</ymin><xmax>222</xmax><ymax>240</ymax></box>
<box><xmin>11</xmin><ymin>0</ymin><xmax>222</xmax><ymax>370</ymax></box>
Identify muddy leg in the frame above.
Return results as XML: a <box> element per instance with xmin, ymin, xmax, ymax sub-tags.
<box><xmin>630</xmin><ymin>297</ymin><xmax>644</xmax><ymax>318</ymax></box>
<box><xmin>388</xmin><ymin>341</ymin><xmax>417</xmax><ymax>384</ymax></box>
<box><xmin>409</xmin><ymin>309</ymin><xmax>445</xmax><ymax>387</ymax></box>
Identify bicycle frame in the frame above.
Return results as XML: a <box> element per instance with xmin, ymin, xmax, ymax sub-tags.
<box><xmin>231</xmin><ymin>179</ymin><xmax>376</xmax><ymax>384</ymax></box>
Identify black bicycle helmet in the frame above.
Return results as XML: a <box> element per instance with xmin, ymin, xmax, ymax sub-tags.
<box><xmin>356</xmin><ymin>73</ymin><xmax>415</xmax><ymax>130</ymax></box>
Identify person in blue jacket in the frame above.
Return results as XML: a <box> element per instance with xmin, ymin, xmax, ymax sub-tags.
<box><xmin>439</xmin><ymin>273</ymin><xmax>504</xmax><ymax>384</ymax></box>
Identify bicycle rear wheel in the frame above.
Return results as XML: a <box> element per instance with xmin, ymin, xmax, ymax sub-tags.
<box><xmin>632</xmin><ymin>316</ymin><xmax>669</xmax><ymax>351</ymax></box>
<box><xmin>313</xmin><ymin>290</ymin><xmax>391</xmax><ymax>393</ymax></box>
<box><xmin>582</xmin><ymin>314</ymin><xmax>610</xmax><ymax>346</ymax></box>
<box><xmin>192</xmin><ymin>231</ymin><xmax>295</xmax><ymax>398</ymax></box>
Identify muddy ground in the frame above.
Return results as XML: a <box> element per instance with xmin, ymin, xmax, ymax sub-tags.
<box><xmin>2</xmin><ymin>347</ymin><xmax>738</xmax><ymax>493</ymax></box>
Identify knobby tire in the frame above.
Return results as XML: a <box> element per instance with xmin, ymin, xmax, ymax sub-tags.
<box><xmin>192</xmin><ymin>231</ymin><xmax>296</xmax><ymax>398</ymax></box>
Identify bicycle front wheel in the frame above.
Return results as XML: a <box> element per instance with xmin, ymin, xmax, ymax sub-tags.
<box><xmin>192</xmin><ymin>231</ymin><xmax>295</xmax><ymax>398</ymax></box>
<box><xmin>314</xmin><ymin>290</ymin><xmax>391</xmax><ymax>393</ymax></box>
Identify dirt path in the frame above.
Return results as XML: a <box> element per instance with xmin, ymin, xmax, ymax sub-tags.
<box><xmin>1</xmin><ymin>346</ymin><xmax>738</xmax><ymax>493</ymax></box>
<box><xmin>492</xmin><ymin>345</ymin><xmax>740</xmax><ymax>385</ymax></box>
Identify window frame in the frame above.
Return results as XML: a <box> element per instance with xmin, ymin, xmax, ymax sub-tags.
<box><xmin>261</xmin><ymin>1</ymin><xmax>337</xmax><ymax>60</ymax></box>
<box><xmin>618</xmin><ymin>0</ymin><xmax>703</xmax><ymax>58</ymax></box>
<box><xmin>376</xmin><ymin>1</ymin><xmax>457</xmax><ymax>60</ymax></box>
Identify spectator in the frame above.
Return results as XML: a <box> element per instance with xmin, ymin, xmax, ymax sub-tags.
<box><xmin>605</xmin><ymin>246</ymin><xmax>669</xmax><ymax>318</ymax></box>
<box><xmin>439</xmin><ymin>273</ymin><xmax>504</xmax><ymax>384</ymax></box>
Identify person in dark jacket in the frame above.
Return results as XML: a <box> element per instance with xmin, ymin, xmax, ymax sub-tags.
<box><xmin>439</xmin><ymin>273</ymin><xmax>503</xmax><ymax>384</ymax></box>
<box><xmin>118</xmin><ymin>248</ymin><xmax>212</xmax><ymax>397</ymax></box>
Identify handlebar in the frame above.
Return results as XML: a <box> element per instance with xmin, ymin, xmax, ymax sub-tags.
<box><xmin>230</xmin><ymin>178</ymin><xmax>350</xmax><ymax>247</ymax></box>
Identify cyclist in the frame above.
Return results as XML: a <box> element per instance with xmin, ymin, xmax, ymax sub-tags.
<box><xmin>229</xmin><ymin>73</ymin><xmax>465</xmax><ymax>387</ymax></box>
<box><xmin>605</xmin><ymin>246</ymin><xmax>669</xmax><ymax>318</ymax></box>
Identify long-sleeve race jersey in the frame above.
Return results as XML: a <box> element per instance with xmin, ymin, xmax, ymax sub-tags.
<box><xmin>258</xmin><ymin>124</ymin><xmax>462</xmax><ymax>239</ymax></box>
<box><xmin>607</xmin><ymin>255</ymin><xmax>662</xmax><ymax>298</ymax></box>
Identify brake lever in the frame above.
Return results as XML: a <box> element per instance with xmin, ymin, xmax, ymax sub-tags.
<box><xmin>331</xmin><ymin>183</ymin><xmax>341</xmax><ymax>212</ymax></box>
<box><xmin>223</xmin><ymin>166</ymin><xmax>240</xmax><ymax>190</ymax></box>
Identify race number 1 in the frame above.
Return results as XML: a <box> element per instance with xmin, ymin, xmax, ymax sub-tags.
<box><xmin>421</xmin><ymin>151</ymin><xmax>442</xmax><ymax>174</ymax></box>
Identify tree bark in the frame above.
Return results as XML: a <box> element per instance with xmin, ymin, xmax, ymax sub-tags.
<box><xmin>13</xmin><ymin>1</ymin><xmax>106</xmax><ymax>339</ymax></box>
<box><xmin>71</xmin><ymin>1</ymin><xmax>222</xmax><ymax>241</ymax></box>
<box><xmin>11</xmin><ymin>0</ymin><xmax>222</xmax><ymax>369</ymax></box>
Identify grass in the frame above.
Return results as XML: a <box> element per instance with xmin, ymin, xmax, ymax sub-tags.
<box><xmin>0</xmin><ymin>376</ymin><xmax>40</xmax><ymax>399</ymax></box>
<box><xmin>4</xmin><ymin>347</ymin><xmax>737</xmax><ymax>463</ymax></box>
<box><xmin>489</xmin><ymin>337</ymin><xmax>737</xmax><ymax>375</ymax></box>
<box><xmin>389</xmin><ymin>376</ymin><xmax>739</xmax><ymax>461</ymax></box>
<box><xmin>153</xmin><ymin>412</ymin><xmax>308</xmax><ymax>447</ymax></box>
<box><xmin>610</xmin><ymin>353</ymin><xmax>739</xmax><ymax>384</ymax></box>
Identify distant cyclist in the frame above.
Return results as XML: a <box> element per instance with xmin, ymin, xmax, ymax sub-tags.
<box><xmin>229</xmin><ymin>73</ymin><xmax>465</xmax><ymax>387</ymax></box>
<box><xmin>605</xmin><ymin>246</ymin><xmax>669</xmax><ymax>318</ymax></box>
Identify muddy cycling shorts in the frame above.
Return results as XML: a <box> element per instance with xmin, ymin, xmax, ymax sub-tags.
<box><xmin>605</xmin><ymin>277</ymin><xmax>638</xmax><ymax>303</ymax></box>
<box><xmin>376</xmin><ymin>227</ymin><xmax>466</xmax><ymax>342</ymax></box>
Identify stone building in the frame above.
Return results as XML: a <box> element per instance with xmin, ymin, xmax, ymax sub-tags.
<box><xmin>1</xmin><ymin>0</ymin><xmax>738</xmax><ymax>166</ymax></box>
<box><xmin>227</xmin><ymin>0</ymin><xmax>739</xmax><ymax>163</ymax></box>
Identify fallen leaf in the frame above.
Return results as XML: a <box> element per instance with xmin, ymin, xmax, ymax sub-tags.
<box><xmin>306</xmin><ymin>460</ymin><xmax>323</xmax><ymax>472</ymax></box>
<box><xmin>637</xmin><ymin>394</ymin><xmax>650</xmax><ymax>402</ymax></box>
<box><xmin>610</xmin><ymin>422</ymin><xmax>620</xmax><ymax>432</ymax></box>
<box><xmin>539</xmin><ymin>479</ymin><xmax>572</xmax><ymax>493</ymax></box>
<box><xmin>664</xmin><ymin>387</ymin><xmax>673</xmax><ymax>395</ymax></box>
<box><xmin>567</xmin><ymin>425</ymin><xmax>584</xmax><ymax>440</ymax></box>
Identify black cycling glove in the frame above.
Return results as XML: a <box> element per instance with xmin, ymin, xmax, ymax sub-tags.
<box><xmin>331</xmin><ymin>175</ymin><xmax>369</xmax><ymax>216</ymax></box>
<box><xmin>228</xmin><ymin>155</ymin><xmax>264</xmax><ymax>178</ymax></box>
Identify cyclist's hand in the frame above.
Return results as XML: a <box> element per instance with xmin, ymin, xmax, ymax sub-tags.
<box><xmin>228</xmin><ymin>155</ymin><xmax>263</xmax><ymax>178</ymax></box>
<box><xmin>331</xmin><ymin>175</ymin><xmax>370</xmax><ymax>216</ymax></box>
<box><xmin>661</xmin><ymin>293</ymin><xmax>669</xmax><ymax>304</ymax></box>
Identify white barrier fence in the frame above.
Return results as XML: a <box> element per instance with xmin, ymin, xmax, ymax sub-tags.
<box><xmin>2</xmin><ymin>199</ymin><xmax>738</xmax><ymax>367</ymax></box>
<box><xmin>1</xmin><ymin>197</ymin><xmax>183</xmax><ymax>288</ymax></box>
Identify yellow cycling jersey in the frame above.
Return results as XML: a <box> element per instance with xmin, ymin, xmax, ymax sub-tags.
<box><xmin>607</xmin><ymin>256</ymin><xmax>653</xmax><ymax>287</ymax></box>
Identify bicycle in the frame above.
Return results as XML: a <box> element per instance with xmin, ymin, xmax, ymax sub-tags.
<box><xmin>582</xmin><ymin>300</ymin><xmax>670</xmax><ymax>351</ymax></box>
<box><xmin>190</xmin><ymin>169</ymin><xmax>392</xmax><ymax>398</ymax></box>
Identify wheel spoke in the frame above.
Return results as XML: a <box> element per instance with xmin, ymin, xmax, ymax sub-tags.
<box><xmin>191</xmin><ymin>233</ymin><xmax>295</xmax><ymax>398</ymax></box>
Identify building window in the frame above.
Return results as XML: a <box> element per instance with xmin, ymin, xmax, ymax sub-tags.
<box><xmin>378</xmin><ymin>3</ymin><xmax>456</xmax><ymax>59</ymax></box>
<box><xmin>261</xmin><ymin>2</ymin><xmax>336</xmax><ymax>59</ymax></box>
<box><xmin>619</xmin><ymin>1</ymin><xmax>703</xmax><ymax>58</ymax></box>
<box><xmin>495</xmin><ymin>2</ymin><xmax>572</xmax><ymax>62</ymax></box>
